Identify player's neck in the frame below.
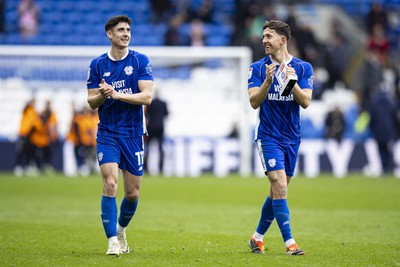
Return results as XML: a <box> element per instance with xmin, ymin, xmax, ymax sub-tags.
<box><xmin>270</xmin><ymin>49</ymin><xmax>291</xmax><ymax>64</ymax></box>
<box><xmin>109</xmin><ymin>47</ymin><xmax>129</xmax><ymax>61</ymax></box>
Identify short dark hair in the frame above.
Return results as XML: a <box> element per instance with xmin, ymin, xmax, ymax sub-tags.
<box><xmin>105</xmin><ymin>15</ymin><xmax>133</xmax><ymax>32</ymax></box>
<box><xmin>263</xmin><ymin>20</ymin><xmax>291</xmax><ymax>41</ymax></box>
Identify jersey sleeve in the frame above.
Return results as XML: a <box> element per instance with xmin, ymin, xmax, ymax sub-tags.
<box><xmin>247</xmin><ymin>63</ymin><xmax>262</xmax><ymax>89</ymax></box>
<box><xmin>297</xmin><ymin>62</ymin><xmax>314</xmax><ymax>90</ymax></box>
<box><xmin>86</xmin><ymin>58</ymin><xmax>101</xmax><ymax>89</ymax></box>
<box><xmin>137</xmin><ymin>54</ymin><xmax>154</xmax><ymax>81</ymax></box>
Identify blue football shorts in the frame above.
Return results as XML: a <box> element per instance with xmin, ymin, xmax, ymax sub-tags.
<box><xmin>256</xmin><ymin>138</ymin><xmax>300</xmax><ymax>177</ymax></box>
<box><xmin>96</xmin><ymin>135</ymin><xmax>144</xmax><ymax>176</ymax></box>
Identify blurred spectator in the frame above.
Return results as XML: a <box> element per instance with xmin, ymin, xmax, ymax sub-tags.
<box><xmin>189</xmin><ymin>19</ymin><xmax>206</xmax><ymax>46</ymax></box>
<box><xmin>367</xmin><ymin>23</ymin><xmax>390</xmax><ymax>68</ymax></box>
<box><xmin>186</xmin><ymin>0</ymin><xmax>213</xmax><ymax>23</ymax></box>
<box><xmin>368</xmin><ymin>83</ymin><xmax>397</xmax><ymax>174</ymax></box>
<box><xmin>66</xmin><ymin>106</ymin><xmax>95</xmax><ymax>176</ymax></box>
<box><xmin>360</xmin><ymin>47</ymin><xmax>384</xmax><ymax>111</ymax></box>
<box><xmin>14</xmin><ymin>98</ymin><xmax>44</xmax><ymax>176</ymax></box>
<box><xmin>17</xmin><ymin>0</ymin><xmax>40</xmax><ymax>38</ymax></box>
<box><xmin>165</xmin><ymin>14</ymin><xmax>185</xmax><ymax>46</ymax></box>
<box><xmin>324</xmin><ymin>106</ymin><xmax>345</xmax><ymax>141</ymax></box>
<box><xmin>366</xmin><ymin>3</ymin><xmax>388</xmax><ymax>33</ymax></box>
<box><xmin>14</xmin><ymin>99</ymin><xmax>37</xmax><ymax>176</ymax></box>
<box><xmin>40</xmin><ymin>100</ymin><xmax>58</xmax><ymax>174</ymax></box>
<box><xmin>0</xmin><ymin>0</ymin><xmax>4</xmax><ymax>33</ymax></box>
<box><xmin>145</xmin><ymin>90</ymin><xmax>169</xmax><ymax>174</ymax></box>
<box><xmin>150</xmin><ymin>0</ymin><xmax>173</xmax><ymax>24</ymax></box>
<box><xmin>324</xmin><ymin>30</ymin><xmax>349</xmax><ymax>89</ymax></box>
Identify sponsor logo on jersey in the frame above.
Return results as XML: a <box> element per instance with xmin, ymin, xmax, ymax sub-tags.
<box><xmin>248</xmin><ymin>67</ymin><xmax>253</xmax><ymax>79</ymax></box>
<box><xmin>87</xmin><ymin>68</ymin><xmax>91</xmax><ymax>83</ymax></box>
<box><xmin>308</xmin><ymin>75</ymin><xmax>314</xmax><ymax>88</ymax></box>
<box><xmin>146</xmin><ymin>63</ymin><xmax>153</xmax><ymax>75</ymax></box>
<box><xmin>103</xmin><ymin>72</ymin><xmax>111</xmax><ymax>77</ymax></box>
<box><xmin>124</xmin><ymin>66</ymin><xmax>133</xmax><ymax>75</ymax></box>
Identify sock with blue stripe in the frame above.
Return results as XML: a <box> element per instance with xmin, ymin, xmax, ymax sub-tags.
<box><xmin>101</xmin><ymin>195</ymin><xmax>118</xmax><ymax>238</ymax></box>
<box><xmin>118</xmin><ymin>197</ymin><xmax>139</xmax><ymax>228</ymax></box>
<box><xmin>255</xmin><ymin>196</ymin><xmax>274</xmax><ymax>238</ymax></box>
<box><xmin>272</xmin><ymin>199</ymin><xmax>293</xmax><ymax>242</ymax></box>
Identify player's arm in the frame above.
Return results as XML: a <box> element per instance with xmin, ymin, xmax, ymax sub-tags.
<box><xmin>111</xmin><ymin>80</ymin><xmax>153</xmax><ymax>105</ymax></box>
<box><xmin>292</xmin><ymin>85</ymin><xmax>312</xmax><ymax>109</ymax></box>
<box><xmin>87</xmin><ymin>88</ymin><xmax>107</xmax><ymax>110</ymax></box>
<box><xmin>287</xmin><ymin>65</ymin><xmax>312</xmax><ymax>109</ymax></box>
<box><xmin>248</xmin><ymin>63</ymin><xmax>276</xmax><ymax>109</ymax></box>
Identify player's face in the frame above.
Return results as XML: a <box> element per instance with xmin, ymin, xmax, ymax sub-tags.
<box><xmin>107</xmin><ymin>22</ymin><xmax>131</xmax><ymax>49</ymax></box>
<box><xmin>262</xmin><ymin>28</ymin><xmax>284</xmax><ymax>55</ymax></box>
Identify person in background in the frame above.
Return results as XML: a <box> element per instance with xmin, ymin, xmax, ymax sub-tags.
<box><xmin>86</xmin><ymin>15</ymin><xmax>154</xmax><ymax>256</ymax></box>
<box><xmin>17</xmin><ymin>0</ymin><xmax>40</xmax><ymax>38</ymax></box>
<box><xmin>145</xmin><ymin>89</ymin><xmax>169</xmax><ymax>174</ymax></box>
<box><xmin>325</xmin><ymin>105</ymin><xmax>345</xmax><ymax>141</ymax></box>
<box><xmin>368</xmin><ymin>83</ymin><xmax>397</xmax><ymax>175</ymax></box>
<box><xmin>247</xmin><ymin>20</ymin><xmax>313</xmax><ymax>256</ymax></box>
<box><xmin>14</xmin><ymin>98</ymin><xmax>39</xmax><ymax>176</ymax></box>
<box><xmin>40</xmin><ymin>100</ymin><xmax>58</xmax><ymax>174</ymax></box>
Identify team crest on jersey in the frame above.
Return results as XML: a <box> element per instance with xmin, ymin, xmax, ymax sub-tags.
<box><xmin>268</xmin><ymin>158</ymin><xmax>276</xmax><ymax>168</ymax></box>
<box><xmin>146</xmin><ymin>62</ymin><xmax>153</xmax><ymax>75</ymax></box>
<box><xmin>98</xmin><ymin>152</ymin><xmax>103</xmax><ymax>162</ymax></box>
<box><xmin>248</xmin><ymin>67</ymin><xmax>253</xmax><ymax>79</ymax></box>
<box><xmin>124</xmin><ymin>66</ymin><xmax>133</xmax><ymax>75</ymax></box>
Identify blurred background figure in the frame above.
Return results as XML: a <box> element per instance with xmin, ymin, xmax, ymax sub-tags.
<box><xmin>14</xmin><ymin>98</ymin><xmax>44</xmax><ymax>176</ymax></box>
<box><xmin>325</xmin><ymin>105</ymin><xmax>345</xmax><ymax>142</ymax></box>
<box><xmin>0</xmin><ymin>0</ymin><xmax>4</xmax><ymax>33</ymax></box>
<box><xmin>189</xmin><ymin>19</ymin><xmax>206</xmax><ymax>46</ymax></box>
<box><xmin>145</xmin><ymin>89</ymin><xmax>169</xmax><ymax>175</ymax></box>
<box><xmin>40</xmin><ymin>100</ymin><xmax>58</xmax><ymax>175</ymax></box>
<box><xmin>66</xmin><ymin>106</ymin><xmax>95</xmax><ymax>176</ymax></box>
<box><xmin>368</xmin><ymin>83</ymin><xmax>398</xmax><ymax>175</ymax></box>
<box><xmin>17</xmin><ymin>0</ymin><xmax>40</xmax><ymax>38</ymax></box>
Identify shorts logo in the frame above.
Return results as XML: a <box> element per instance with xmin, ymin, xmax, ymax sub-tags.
<box><xmin>124</xmin><ymin>66</ymin><xmax>133</xmax><ymax>75</ymax></box>
<box><xmin>268</xmin><ymin>158</ymin><xmax>276</xmax><ymax>168</ymax></box>
<box><xmin>98</xmin><ymin>152</ymin><xmax>103</xmax><ymax>162</ymax></box>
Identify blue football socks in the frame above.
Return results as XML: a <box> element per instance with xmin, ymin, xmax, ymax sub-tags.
<box><xmin>256</xmin><ymin>196</ymin><xmax>275</xmax><ymax>235</ymax></box>
<box><xmin>118</xmin><ymin>197</ymin><xmax>139</xmax><ymax>228</ymax></box>
<box><xmin>101</xmin><ymin>195</ymin><xmax>118</xmax><ymax>238</ymax></box>
<box><xmin>272</xmin><ymin>199</ymin><xmax>293</xmax><ymax>242</ymax></box>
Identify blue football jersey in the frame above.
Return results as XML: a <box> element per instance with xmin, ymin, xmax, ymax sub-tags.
<box><xmin>87</xmin><ymin>50</ymin><xmax>154</xmax><ymax>137</ymax></box>
<box><xmin>248</xmin><ymin>55</ymin><xmax>313</xmax><ymax>143</ymax></box>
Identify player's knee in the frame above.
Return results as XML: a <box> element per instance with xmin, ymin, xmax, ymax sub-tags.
<box><xmin>125</xmin><ymin>191</ymin><xmax>139</xmax><ymax>202</ymax></box>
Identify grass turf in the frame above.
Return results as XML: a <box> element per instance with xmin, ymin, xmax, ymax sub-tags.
<box><xmin>0</xmin><ymin>172</ymin><xmax>399</xmax><ymax>266</ymax></box>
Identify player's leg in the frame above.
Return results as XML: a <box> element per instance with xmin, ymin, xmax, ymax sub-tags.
<box><xmin>117</xmin><ymin>136</ymin><xmax>145</xmax><ymax>254</ymax></box>
<box><xmin>270</xmin><ymin>142</ymin><xmax>304</xmax><ymax>255</ymax></box>
<box><xmin>248</xmin><ymin>141</ymin><xmax>276</xmax><ymax>254</ymax></box>
<box><xmin>97</xmin><ymin>135</ymin><xmax>121</xmax><ymax>255</ymax></box>
<box><xmin>100</xmin><ymin>162</ymin><xmax>120</xmax><ymax>255</ymax></box>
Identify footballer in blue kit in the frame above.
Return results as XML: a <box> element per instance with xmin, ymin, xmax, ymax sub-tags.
<box><xmin>247</xmin><ymin>20</ymin><xmax>313</xmax><ymax>255</ymax></box>
<box><xmin>86</xmin><ymin>15</ymin><xmax>154</xmax><ymax>256</ymax></box>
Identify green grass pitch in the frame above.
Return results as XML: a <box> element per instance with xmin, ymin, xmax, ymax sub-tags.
<box><xmin>0</xmin><ymin>172</ymin><xmax>399</xmax><ymax>266</ymax></box>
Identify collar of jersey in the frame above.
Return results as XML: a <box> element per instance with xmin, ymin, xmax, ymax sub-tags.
<box><xmin>269</xmin><ymin>54</ymin><xmax>293</xmax><ymax>65</ymax></box>
<box><xmin>107</xmin><ymin>50</ymin><xmax>129</xmax><ymax>61</ymax></box>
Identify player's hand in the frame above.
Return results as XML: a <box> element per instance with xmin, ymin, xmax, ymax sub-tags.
<box><xmin>99</xmin><ymin>79</ymin><xmax>114</xmax><ymax>98</ymax></box>
<box><xmin>265</xmin><ymin>63</ymin><xmax>277</xmax><ymax>85</ymax></box>
<box><xmin>287</xmin><ymin>64</ymin><xmax>298</xmax><ymax>79</ymax></box>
